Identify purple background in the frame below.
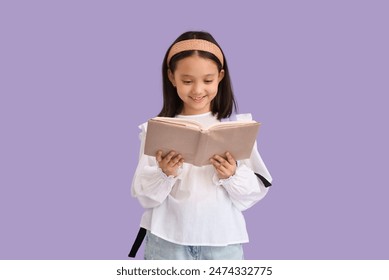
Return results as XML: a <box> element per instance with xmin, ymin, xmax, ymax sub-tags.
<box><xmin>1</xmin><ymin>0</ymin><xmax>388</xmax><ymax>260</ymax></box>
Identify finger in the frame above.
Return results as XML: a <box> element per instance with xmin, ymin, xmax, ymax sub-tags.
<box><xmin>225</xmin><ymin>152</ymin><xmax>236</xmax><ymax>165</ymax></box>
<box><xmin>213</xmin><ymin>162</ymin><xmax>228</xmax><ymax>176</ymax></box>
<box><xmin>156</xmin><ymin>150</ymin><xmax>163</xmax><ymax>162</ymax></box>
<box><xmin>215</xmin><ymin>155</ymin><xmax>233</xmax><ymax>169</ymax></box>
<box><xmin>218</xmin><ymin>165</ymin><xmax>230</xmax><ymax>175</ymax></box>
<box><xmin>218</xmin><ymin>164</ymin><xmax>235</xmax><ymax>178</ymax></box>
<box><xmin>169</xmin><ymin>154</ymin><xmax>182</xmax><ymax>166</ymax></box>
<box><xmin>214</xmin><ymin>164</ymin><xmax>226</xmax><ymax>176</ymax></box>
<box><xmin>164</xmin><ymin>151</ymin><xmax>176</xmax><ymax>162</ymax></box>
<box><xmin>210</xmin><ymin>158</ymin><xmax>221</xmax><ymax>168</ymax></box>
<box><xmin>213</xmin><ymin>154</ymin><xmax>226</xmax><ymax>164</ymax></box>
<box><xmin>174</xmin><ymin>158</ymin><xmax>184</xmax><ymax>167</ymax></box>
<box><xmin>175</xmin><ymin>154</ymin><xmax>182</xmax><ymax>161</ymax></box>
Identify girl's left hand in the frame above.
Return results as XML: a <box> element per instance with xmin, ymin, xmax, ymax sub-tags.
<box><xmin>210</xmin><ymin>152</ymin><xmax>237</xmax><ymax>179</ymax></box>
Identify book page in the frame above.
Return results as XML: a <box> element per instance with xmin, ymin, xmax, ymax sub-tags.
<box><xmin>152</xmin><ymin>117</ymin><xmax>258</xmax><ymax>131</ymax></box>
<box><xmin>151</xmin><ymin>117</ymin><xmax>204</xmax><ymax>130</ymax></box>
<box><xmin>207</xmin><ymin>120</ymin><xmax>258</xmax><ymax>130</ymax></box>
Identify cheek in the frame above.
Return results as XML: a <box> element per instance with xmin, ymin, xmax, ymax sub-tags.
<box><xmin>209</xmin><ymin>83</ymin><xmax>220</xmax><ymax>94</ymax></box>
<box><xmin>176</xmin><ymin>86</ymin><xmax>188</xmax><ymax>95</ymax></box>
<box><xmin>176</xmin><ymin>86</ymin><xmax>190</xmax><ymax>100</ymax></box>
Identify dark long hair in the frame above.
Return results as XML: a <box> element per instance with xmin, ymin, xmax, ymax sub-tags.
<box><xmin>158</xmin><ymin>31</ymin><xmax>237</xmax><ymax>120</ymax></box>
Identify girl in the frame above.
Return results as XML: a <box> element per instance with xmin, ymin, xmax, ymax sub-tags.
<box><xmin>130</xmin><ymin>31</ymin><xmax>272</xmax><ymax>260</ymax></box>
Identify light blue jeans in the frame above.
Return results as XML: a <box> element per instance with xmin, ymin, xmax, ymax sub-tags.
<box><xmin>144</xmin><ymin>231</ymin><xmax>244</xmax><ymax>260</ymax></box>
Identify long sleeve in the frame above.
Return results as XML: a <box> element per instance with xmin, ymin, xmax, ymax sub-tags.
<box><xmin>131</xmin><ymin>123</ymin><xmax>178</xmax><ymax>208</ymax></box>
<box><xmin>213</xmin><ymin>142</ymin><xmax>272</xmax><ymax>211</ymax></box>
<box><xmin>130</xmin><ymin>113</ymin><xmax>272</xmax><ymax>246</ymax></box>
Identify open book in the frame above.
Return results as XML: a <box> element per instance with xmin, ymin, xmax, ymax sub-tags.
<box><xmin>144</xmin><ymin>117</ymin><xmax>260</xmax><ymax>167</ymax></box>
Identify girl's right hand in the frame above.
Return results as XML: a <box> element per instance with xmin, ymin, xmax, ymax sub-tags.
<box><xmin>156</xmin><ymin>150</ymin><xmax>184</xmax><ymax>177</ymax></box>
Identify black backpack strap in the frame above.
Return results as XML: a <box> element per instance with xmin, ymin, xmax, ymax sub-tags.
<box><xmin>128</xmin><ymin>227</ymin><xmax>147</xmax><ymax>258</ymax></box>
<box><xmin>255</xmin><ymin>173</ymin><xmax>272</xmax><ymax>188</ymax></box>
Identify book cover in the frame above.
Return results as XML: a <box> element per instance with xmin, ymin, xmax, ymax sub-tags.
<box><xmin>144</xmin><ymin>117</ymin><xmax>260</xmax><ymax>167</ymax></box>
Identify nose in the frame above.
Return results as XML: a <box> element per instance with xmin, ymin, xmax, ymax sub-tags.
<box><xmin>192</xmin><ymin>82</ymin><xmax>203</xmax><ymax>95</ymax></box>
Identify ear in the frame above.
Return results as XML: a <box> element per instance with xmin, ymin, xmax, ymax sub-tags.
<box><xmin>218</xmin><ymin>69</ymin><xmax>225</xmax><ymax>83</ymax></box>
<box><xmin>168</xmin><ymin>69</ymin><xmax>176</xmax><ymax>87</ymax></box>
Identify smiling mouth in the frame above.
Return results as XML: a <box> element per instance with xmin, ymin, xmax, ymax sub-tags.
<box><xmin>191</xmin><ymin>96</ymin><xmax>206</xmax><ymax>103</ymax></box>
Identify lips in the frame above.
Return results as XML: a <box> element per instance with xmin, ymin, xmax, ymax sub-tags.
<box><xmin>191</xmin><ymin>96</ymin><xmax>205</xmax><ymax>103</ymax></box>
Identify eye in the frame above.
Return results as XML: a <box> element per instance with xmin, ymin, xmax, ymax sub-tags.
<box><xmin>182</xmin><ymin>80</ymin><xmax>192</xmax><ymax>85</ymax></box>
<box><xmin>204</xmin><ymin>80</ymin><xmax>214</xmax><ymax>84</ymax></box>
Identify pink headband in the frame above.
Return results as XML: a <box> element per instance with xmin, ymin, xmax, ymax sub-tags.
<box><xmin>167</xmin><ymin>39</ymin><xmax>224</xmax><ymax>67</ymax></box>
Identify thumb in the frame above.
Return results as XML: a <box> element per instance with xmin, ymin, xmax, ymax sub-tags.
<box><xmin>156</xmin><ymin>150</ymin><xmax>162</xmax><ymax>162</ymax></box>
<box><xmin>226</xmin><ymin>152</ymin><xmax>235</xmax><ymax>165</ymax></box>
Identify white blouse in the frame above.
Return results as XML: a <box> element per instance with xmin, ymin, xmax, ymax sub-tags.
<box><xmin>131</xmin><ymin>112</ymin><xmax>272</xmax><ymax>246</ymax></box>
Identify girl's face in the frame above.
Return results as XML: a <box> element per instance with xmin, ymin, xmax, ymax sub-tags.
<box><xmin>168</xmin><ymin>55</ymin><xmax>224</xmax><ymax>115</ymax></box>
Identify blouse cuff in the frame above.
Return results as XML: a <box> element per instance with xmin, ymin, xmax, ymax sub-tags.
<box><xmin>157</xmin><ymin>165</ymin><xmax>183</xmax><ymax>181</ymax></box>
<box><xmin>212</xmin><ymin>173</ymin><xmax>234</xmax><ymax>187</ymax></box>
<box><xmin>212</xmin><ymin>161</ymin><xmax>241</xmax><ymax>187</ymax></box>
